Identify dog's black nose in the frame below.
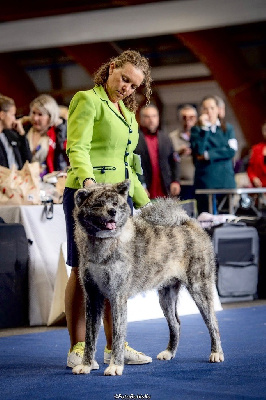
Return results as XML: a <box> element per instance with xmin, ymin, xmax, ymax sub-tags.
<box><xmin>108</xmin><ymin>208</ymin><xmax>116</xmax><ymax>217</ymax></box>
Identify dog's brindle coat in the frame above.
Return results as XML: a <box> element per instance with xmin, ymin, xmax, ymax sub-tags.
<box><xmin>73</xmin><ymin>180</ymin><xmax>224</xmax><ymax>376</ymax></box>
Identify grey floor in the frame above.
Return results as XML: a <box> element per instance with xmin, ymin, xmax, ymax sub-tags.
<box><xmin>1</xmin><ymin>299</ymin><xmax>266</xmax><ymax>338</ymax></box>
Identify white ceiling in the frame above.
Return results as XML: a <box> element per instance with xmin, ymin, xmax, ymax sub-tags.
<box><xmin>0</xmin><ymin>0</ymin><xmax>266</xmax><ymax>53</ymax></box>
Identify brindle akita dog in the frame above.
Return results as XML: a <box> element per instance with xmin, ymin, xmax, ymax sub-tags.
<box><xmin>72</xmin><ymin>180</ymin><xmax>224</xmax><ymax>376</ymax></box>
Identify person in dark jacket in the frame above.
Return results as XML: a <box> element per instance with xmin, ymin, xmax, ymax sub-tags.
<box><xmin>135</xmin><ymin>104</ymin><xmax>180</xmax><ymax>199</ymax></box>
<box><xmin>0</xmin><ymin>95</ymin><xmax>31</xmax><ymax>169</ymax></box>
<box><xmin>190</xmin><ymin>95</ymin><xmax>237</xmax><ymax>214</ymax></box>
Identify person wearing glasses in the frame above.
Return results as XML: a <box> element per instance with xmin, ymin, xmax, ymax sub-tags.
<box><xmin>169</xmin><ymin>104</ymin><xmax>198</xmax><ymax>200</ymax></box>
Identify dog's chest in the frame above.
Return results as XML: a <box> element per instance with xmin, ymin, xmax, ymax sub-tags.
<box><xmin>86</xmin><ymin>259</ymin><xmax>129</xmax><ymax>294</ymax></box>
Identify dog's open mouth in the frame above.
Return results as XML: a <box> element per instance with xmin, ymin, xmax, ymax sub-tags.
<box><xmin>105</xmin><ymin>221</ymin><xmax>116</xmax><ymax>230</ymax></box>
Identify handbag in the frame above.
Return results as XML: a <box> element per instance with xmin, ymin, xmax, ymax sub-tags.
<box><xmin>0</xmin><ymin>162</ymin><xmax>41</xmax><ymax>205</ymax></box>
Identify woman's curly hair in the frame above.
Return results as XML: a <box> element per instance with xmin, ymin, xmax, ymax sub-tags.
<box><xmin>94</xmin><ymin>50</ymin><xmax>152</xmax><ymax>113</ymax></box>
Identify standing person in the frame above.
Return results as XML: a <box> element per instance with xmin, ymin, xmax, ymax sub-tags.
<box><xmin>190</xmin><ymin>95</ymin><xmax>237</xmax><ymax>214</ymax></box>
<box><xmin>135</xmin><ymin>104</ymin><xmax>180</xmax><ymax>199</ymax></box>
<box><xmin>23</xmin><ymin>94</ymin><xmax>68</xmax><ymax>176</ymax></box>
<box><xmin>169</xmin><ymin>104</ymin><xmax>197</xmax><ymax>200</ymax></box>
<box><xmin>247</xmin><ymin>121</ymin><xmax>266</xmax><ymax>188</ymax></box>
<box><xmin>64</xmin><ymin>50</ymin><xmax>153</xmax><ymax>369</ymax></box>
<box><xmin>0</xmin><ymin>95</ymin><xmax>32</xmax><ymax>169</ymax></box>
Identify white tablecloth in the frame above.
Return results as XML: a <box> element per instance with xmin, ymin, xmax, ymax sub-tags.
<box><xmin>0</xmin><ymin>204</ymin><xmax>67</xmax><ymax>326</ymax></box>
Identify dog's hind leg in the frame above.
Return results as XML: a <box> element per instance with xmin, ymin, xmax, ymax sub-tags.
<box><xmin>157</xmin><ymin>281</ymin><xmax>182</xmax><ymax>361</ymax></box>
<box><xmin>187</xmin><ymin>279</ymin><xmax>224</xmax><ymax>363</ymax></box>
<box><xmin>104</xmin><ymin>297</ymin><xmax>127</xmax><ymax>376</ymax></box>
<box><xmin>73</xmin><ymin>280</ymin><xmax>105</xmax><ymax>374</ymax></box>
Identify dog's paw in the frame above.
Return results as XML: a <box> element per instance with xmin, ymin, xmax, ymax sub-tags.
<box><xmin>157</xmin><ymin>350</ymin><xmax>173</xmax><ymax>361</ymax></box>
<box><xmin>104</xmin><ymin>364</ymin><xmax>124</xmax><ymax>376</ymax></box>
<box><xmin>209</xmin><ymin>352</ymin><xmax>224</xmax><ymax>363</ymax></box>
<box><xmin>72</xmin><ymin>364</ymin><xmax>92</xmax><ymax>374</ymax></box>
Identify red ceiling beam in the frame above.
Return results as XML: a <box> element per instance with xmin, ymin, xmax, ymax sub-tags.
<box><xmin>61</xmin><ymin>42</ymin><xmax>119</xmax><ymax>77</ymax></box>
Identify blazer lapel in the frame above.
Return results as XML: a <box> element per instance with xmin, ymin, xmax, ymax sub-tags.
<box><xmin>94</xmin><ymin>86</ymin><xmax>132</xmax><ymax>129</ymax></box>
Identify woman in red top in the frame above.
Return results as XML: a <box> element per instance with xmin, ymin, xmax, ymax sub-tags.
<box><xmin>247</xmin><ymin>122</ymin><xmax>266</xmax><ymax>187</ymax></box>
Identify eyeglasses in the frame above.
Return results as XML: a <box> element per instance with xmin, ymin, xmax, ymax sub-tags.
<box><xmin>182</xmin><ymin>115</ymin><xmax>197</xmax><ymax>120</ymax></box>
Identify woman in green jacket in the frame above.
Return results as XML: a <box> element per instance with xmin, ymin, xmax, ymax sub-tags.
<box><xmin>64</xmin><ymin>50</ymin><xmax>152</xmax><ymax>369</ymax></box>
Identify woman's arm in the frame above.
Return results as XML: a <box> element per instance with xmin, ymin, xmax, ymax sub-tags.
<box><xmin>191</xmin><ymin>124</ymin><xmax>236</xmax><ymax>162</ymax></box>
<box><xmin>207</xmin><ymin>124</ymin><xmax>237</xmax><ymax>162</ymax></box>
<box><xmin>247</xmin><ymin>146</ymin><xmax>262</xmax><ymax>187</ymax></box>
<box><xmin>66</xmin><ymin>91</ymin><xmax>96</xmax><ymax>187</ymax></box>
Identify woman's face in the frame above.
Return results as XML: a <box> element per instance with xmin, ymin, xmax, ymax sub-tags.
<box><xmin>30</xmin><ymin>106</ymin><xmax>50</xmax><ymax>133</ymax></box>
<box><xmin>201</xmin><ymin>98</ymin><xmax>219</xmax><ymax>125</ymax></box>
<box><xmin>0</xmin><ymin>105</ymin><xmax>16</xmax><ymax>130</ymax></box>
<box><xmin>106</xmin><ymin>62</ymin><xmax>144</xmax><ymax>103</ymax></box>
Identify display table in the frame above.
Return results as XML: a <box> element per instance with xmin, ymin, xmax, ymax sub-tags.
<box><xmin>0</xmin><ymin>204</ymin><xmax>67</xmax><ymax>326</ymax></box>
<box><xmin>195</xmin><ymin>187</ymin><xmax>266</xmax><ymax>215</ymax></box>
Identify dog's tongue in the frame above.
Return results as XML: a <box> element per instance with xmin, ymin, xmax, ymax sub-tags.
<box><xmin>106</xmin><ymin>222</ymin><xmax>116</xmax><ymax>230</ymax></box>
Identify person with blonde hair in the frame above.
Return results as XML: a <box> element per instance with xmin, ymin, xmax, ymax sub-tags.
<box><xmin>64</xmin><ymin>49</ymin><xmax>153</xmax><ymax>369</ymax></box>
<box><xmin>0</xmin><ymin>95</ymin><xmax>31</xmax><ymax>169</ymax></box>
<box><xmin>23</xmin><ymin>94</ymin><xmax>68</xmax><ymax>175</ymax></box>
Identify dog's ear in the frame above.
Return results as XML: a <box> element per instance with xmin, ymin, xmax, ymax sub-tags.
<box><xmin>115</xmin><ymin>180</ymin><xmax>131</xmax><ymax>198</ymax></box>
<box><xmin>75</xmin><ymin>189</ymin><xmax>93</xmax><ymax>207</ymax></box>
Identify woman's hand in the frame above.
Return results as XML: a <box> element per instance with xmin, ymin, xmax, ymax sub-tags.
<box><xmin>178</xmin><ymin>145</ymin><xmax>192</xmax><ymax>156</ymax></box>
<box><xmin>253</xmin><ymin>177</ymin><xmax>262</xmax><ymax>187</ymax></box>
<box><xmin>83</xmin><ymin>179</ymin><xmax>96</xmax><ymax>189</ymax></box>
<box><xmin>196</xmin><ymin>154</ymin><xmax>205</xmax><ymax>161</ymax></box>
<box><xmin>12</xmin><ymin>119</ymin><xmax>25</xmax><ymax>136</ymax></box>
<box><xmin>170</xmin><ymin>182</ymin><xmax>181</xmax><ymax>197</ymax></box>
<box><xmin>54</xmin><ymin>117</ymin><xmax>63</xmax><ymax>127</ymax></box>
<box><xmin>198</xmin><ymin>113</ymin><xmax>210</xmax><ymax>127</ymax></box>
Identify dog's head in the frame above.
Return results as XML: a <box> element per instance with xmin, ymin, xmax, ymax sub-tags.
<box><xmin>74</xmin><ymin>180</ymin><xmax>131</xmax><ymax>238</ymax></box>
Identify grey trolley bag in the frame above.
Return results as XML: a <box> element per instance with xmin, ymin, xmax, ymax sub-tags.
<box><xmin>211</xmin><ymin>222</ymin><xmax>259</xmax><ymax>303</ymax></box>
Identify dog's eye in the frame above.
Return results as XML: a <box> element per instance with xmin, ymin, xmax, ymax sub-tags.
<box><xmin>113</xmin><ymin>202</ymin><xmax>118</xmax><ymax>206</ymax></box>
<box><xmin>92</xmin><ymin>202</ymin><xmax>103</xmax><ymax>208</ymax></box>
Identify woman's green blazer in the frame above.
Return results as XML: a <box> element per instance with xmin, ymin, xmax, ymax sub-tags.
<box><xmin>65</xmin><ymin>85</ymin><xmax>149</xmax><ymax>208</ymax></box>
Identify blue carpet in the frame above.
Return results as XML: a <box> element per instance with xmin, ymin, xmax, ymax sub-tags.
<box><xmin>0</xmin><ymin>306</ymin><xmax>265</xmax><ymax>400</ymax></box>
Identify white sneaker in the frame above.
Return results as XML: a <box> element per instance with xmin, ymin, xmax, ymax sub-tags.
<box><xmin>67</xmin><ymin>342</ymin><xmax>99</xmax><ymax>369</ymax></box>
<box><xmin>104</xmin><ymin>342</ymin><xmax>152</xmax><ymax>365</ymax></box>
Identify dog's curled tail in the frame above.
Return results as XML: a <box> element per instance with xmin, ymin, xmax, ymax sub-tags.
<box><xmin>140</xmin><ymin>198</ymin><xmax>190</xmax><ymax>226</ymax></box>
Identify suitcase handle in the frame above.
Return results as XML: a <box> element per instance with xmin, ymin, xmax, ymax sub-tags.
<box><xmin>222</xmin><ymin>222</ymin><xmax>246</xmax><ymax>227</ymax></box>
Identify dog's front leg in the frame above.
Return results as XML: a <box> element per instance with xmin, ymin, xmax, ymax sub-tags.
<box><xmin>73</xmin><ymin>283</ymin><xmax>104</xmax><ymax>375</ymax></box>
<box><xmin>104</xmin><ymin>298</ymin><xmax>127</xmax><ymax>376</ymax></box>
<box><xmin>157</xmin><ymin>284</ymin><xmax>181</xmax><ymax>361</ymax></box>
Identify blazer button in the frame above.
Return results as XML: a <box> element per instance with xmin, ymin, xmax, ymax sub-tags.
<box><xmin>125</xmin><ymin>152</ymin><xmax>129</xmax><ymax>156</ymax></box>
<box><xmin>125</xmin><ymin>162</ymin><xmax>128</xmax><ymax>166</ymax></box>
<box><xmin>127</xmin><ymin>140</ymin><xmax>131</xmax><ymax>145</ymax></box>
<box><xmin>129</xmin><ymin>128</ymin><xmax>132</xmax><ymax>133</ymax></box>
